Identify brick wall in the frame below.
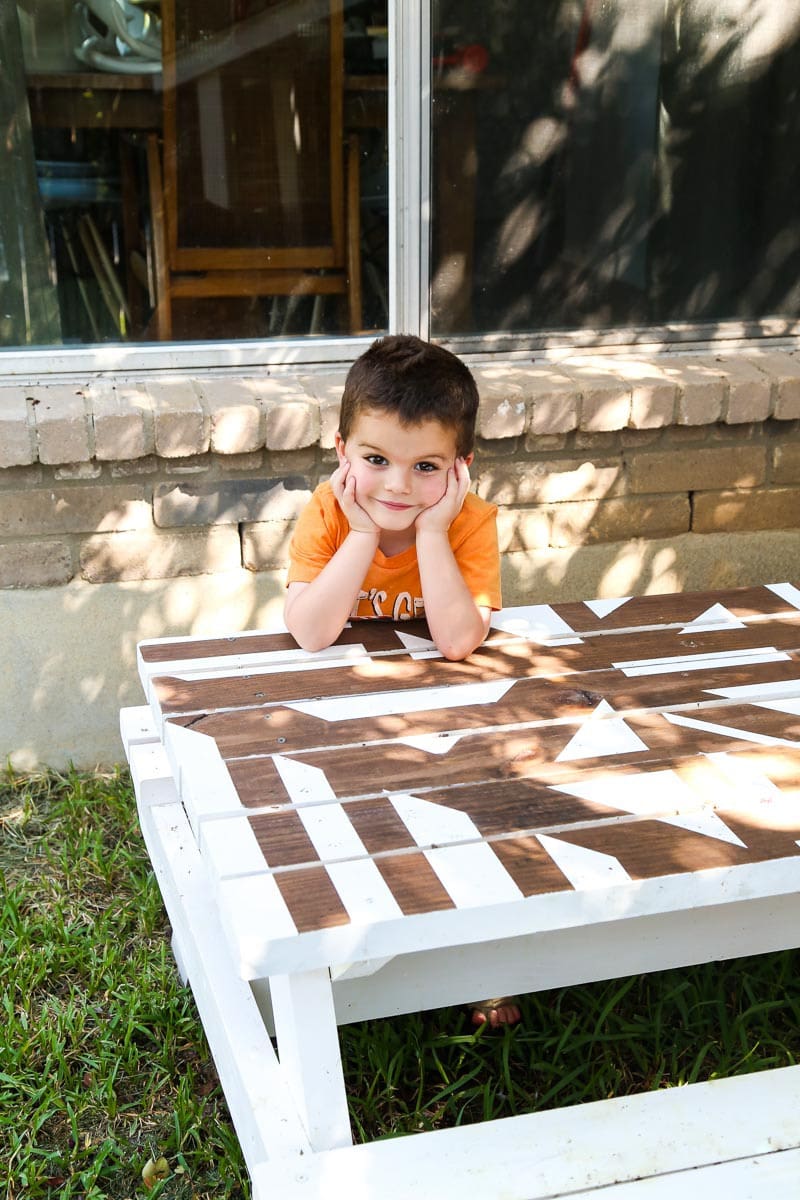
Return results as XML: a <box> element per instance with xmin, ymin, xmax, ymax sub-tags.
<box><xmin>3</xmin><ymin>347</ymin><xmax>800</xmax><ymax>766</ymax></box>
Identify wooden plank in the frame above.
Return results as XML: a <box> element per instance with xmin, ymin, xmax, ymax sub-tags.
<box><xmin>169</xmin><ymin>656</ymin><xmax>800</xmax><ymax>761</ymax></box>
<box><xmin>128</xmin><ymin>748</ymin><xmax>311</xmax><ymax>1166</ymax></box>
<box><xmin>147</xmin><ymin>616</ymin><xmax>800</xmax><ymax>716</ymax></box>
<box><xmin>250</xmin><ymin>1065</ymin><xmax>800</xmax><ymax>1200</ymax></box>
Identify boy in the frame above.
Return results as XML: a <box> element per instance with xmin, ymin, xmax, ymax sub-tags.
<box><xmin>285</xmin><ymin>334</ymin><xmax>501</xmax><ymax>661</ymax></box>
<box><xmin>285</xmin><ymin>334</ymin><xmax>519</xmax><ymax>1027</ymax></box>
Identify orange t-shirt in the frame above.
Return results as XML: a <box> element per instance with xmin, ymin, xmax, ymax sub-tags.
<box><xmin>287</xmin><ymin>481</ymin><xmax>502</xmax><ymax>621</ymax></box>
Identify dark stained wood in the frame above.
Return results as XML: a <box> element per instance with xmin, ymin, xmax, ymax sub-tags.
<box><xmin>143</xmin><ymin>582</ymin><xmax>800</xmax><ymax>938</ymax></box>
<box><xmin>170</xmin><ymin>656</ymin><xmax>800</xmax><ymax>761</ymax></box>
<box><xmin>150</xmin><ymin>615</ymin><xmax>800</xmax><ymax>715</ymax></box>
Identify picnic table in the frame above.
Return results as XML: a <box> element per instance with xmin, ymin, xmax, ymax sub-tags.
<box><xmin>121</xmin><ymin>582</ymin><xmax>800</xmax><ymax>1198</ymax></box>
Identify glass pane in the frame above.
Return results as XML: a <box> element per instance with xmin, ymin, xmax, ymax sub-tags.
<box><xmin>7</xmin><ymin>0</ymin><xmax>387</xmax><ymax>349</ymax></box>
<box><xmin>430</xmin><ymin>1</ymin><xmax>800</xmax><ymax>337</ymax></box>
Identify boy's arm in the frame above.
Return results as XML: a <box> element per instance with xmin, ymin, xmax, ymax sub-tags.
<box><xmin>284</xmin><ymin>465</ymin><xmax>379</xmax><ymax>652</ymax></box>
<box><xmin>284</xmin><ymin>529</ymin><xmax>377</xmax><ymax>651</ymax></box>
<box><xmin>415</xmin><ymin>460</ymin><xmax>493</xmax><ymax>661</ymax></box>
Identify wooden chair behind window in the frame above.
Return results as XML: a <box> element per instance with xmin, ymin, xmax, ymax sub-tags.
<box><xmin>147</xmin><ymin>0</ymin><xmax>361</xmax><ymax>339</ymax></box>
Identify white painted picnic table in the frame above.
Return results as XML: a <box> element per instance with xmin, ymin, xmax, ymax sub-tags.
<box><xmin>120</xmin><ymin>582</ymin><xmax>800</xmax><ymax>1198</ymax></box>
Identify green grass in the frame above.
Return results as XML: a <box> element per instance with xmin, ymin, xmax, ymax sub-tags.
<box><xmin>1</xmin><ymin>766</ymin><xmax>798</xmax><ymax>1197</ymax></box>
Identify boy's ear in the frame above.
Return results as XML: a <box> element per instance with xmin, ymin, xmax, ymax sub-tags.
<box><xmin>334</xmin><ymin>431</ymin><xmax>346</xmax><ymax>463</ymax></box>
<box><xmin>463</xmin><ymin>452</ymin><xmax>474</xmax><ymax>468</ymax></box>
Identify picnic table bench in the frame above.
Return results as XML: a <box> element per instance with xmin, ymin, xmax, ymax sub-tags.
<box><xmin>120</xmin><ymin>582</ymin><xmax>800</xmax><ymax>1198</ymax></box>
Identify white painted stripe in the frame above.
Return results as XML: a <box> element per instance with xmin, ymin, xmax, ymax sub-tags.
<box><xmin>556</xmin><ymin>699</ymin><xmax>649</xmax><ymax>762</ymax></box>
<box><xmin>706</xmin><ymin>679</ymin><xmax>800</xmax><ymax>702</ymax></box>
<box><xmin>538</xmin><ymin>833</ymin><xmax>631</xmax><ymax>889</ymax></box>
<box><xmin>286</xmin><ymin>678</ymin><xmax>515</xmax><ymax>722</ymax></box>
<box><xmin>680</xmin><ymin>603</ymin><xmax>746</xmax><ymax>634</ymax></box>
<box><xmin>218</xmin><ymin>874</ymin><xmax>298</xmax><ymax>969</ymax></box>
<box><xmin>613</xmin><ymin>647</ymin><xmax>789</xmax><ymax>677</ymax></box>
<box><xmin>396</xmin><ymin>731</ymin><xmax>471</xmax><ymax>754</ymax></box>
<box><xmin>767</xmin><ymin>581</ymin><xmax>800</xmax><ymax>610</ymax></box>
<box><xmin>273</xmin><ymin>756</ymin><xmax>402</xmax><ymax>922</ymax></box>
<box><xmin>164</xmin><ymin>721</ymin><xmax>242</xmax><ymax>830</ymax></box>
<box><xmin>390</xmin><ymin>793</ymin><xmax>523</xmax><ymax>908</ymax></box>
<box><xmin>664</xmin><ymin>711</ymin><xmax>800</xmax><ymax>747</ymax></box>
<box><xmin>491</xmin><ymin>604</ymin><xmax>581</xmax><ymax>644</ymax></box>
<box><xmin>199</xmin><ymin>816</ymin><xmax>267</xmax><ymax>878</ymax></box>
<box><xmin>584</xmin><ymin>597</ymin><xmax>631</xmax><ymax>618</ymax></box>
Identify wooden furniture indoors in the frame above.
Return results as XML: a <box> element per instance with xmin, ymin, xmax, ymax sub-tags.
<box><xmin>148</xmin><ymin>0</ymin><xmax>362</xmax><ymax>340</ymax></box>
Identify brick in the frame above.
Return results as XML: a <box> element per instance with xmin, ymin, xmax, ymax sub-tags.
<box><xmin>549</xmin><ymin>495</ymin><xmax>690</xmax><ymax>546</ymax></box>
<box><xmin>558</xmin><ymin>359</ymin><xmax>631</xmax><ymax>431</ymax></box>
<box><xmin>477</xmin><ymin>459</ymin><xmax>623</xmax><ymax>505</ymax></box>
<box><xmin>91</xmin><ymin>380</ymin><xmax>152</xmax><ymax>460</ymax></box>
<box><xmin>667</xmin><ymin>359</ymin><xmax>725</xmax><ymax>426</ymax></box>
<box><xmin>495</xmin><ymin>507</ymin><xmax>550</xmax><ymax>553</ymax></box>
<box><xmin>264</xmin><ymin>399</ymin><xmax>319</xmax><ymax>451</ymax></box>
<box><xmin>199</xmin><ymin>378</ymin><xmax>264</xmax><ymax>454</ymax></box>
<box><xmin>154</xmin><ymin>477</ymin><xmax>311</xmax><ymax>527</ymax></box>
<box><xmin>32</xmin><ymin>385</ymin><xmax>93</xmax><ymax>464</ymax></box>
<box><xmin>242</xmin><ymin>521</ymin><xmax>295</xmax><ymax>570</ymax></box>
<box><xmin>0</xmin><ymin>388</ymin><xmax>35</xmax><ymax>467</ymax></box>
<box><xmin>472</xmin><ymin>366</ymin><xmax>526</xmax><ymax>439</ymax></box>
<box><xmin>0</xmin><ymin>540</ymin><xmax>73</xmax><ymax>587</ymax></box>
<box><xmin>54</xmin><ymin>462</ymin><xmax>102</xmax><ymax>481</ymax></box>
<box><xmin>772</xmin><ymin>444</ymin><xmax>800</xmax><ymax>483</ymax></box>
<box><xmin>609</xmin><ymin>360</ymin><xmax>677</xmax><ymax>429</ymax></box>
<box><xmin>0</xmin><ymin>484</ymin><xmax>152</xmax><ymax>536</ymax></box>
<box><xmin>627</xmin><ymin>446</ymin><xmax>766</xmax><ymax>493</ymax></box>
<box><xmin>147</xmin><ymin>379</ymin><xmax>209</xmax><ymax>458</ymax></box>
<box><xmin>747</xmin><ymin>350</ymin><xmax>800</xmax><ymax>419</ymax></box>
<box><xmin>696</xmin><ymin>356</ymin><xmax>771</xmax><ymax>425</ymax></box>
<box><xmin>80</xmin><ymin>526</ymin><xmax>240</xmax><ymax>582</ymax></box>
<box><xmin>692</xmin><ymin>487</ymin><xmax>800</xmax><ymax>533</ymax></box>
<box><xmin>299</xmin><ymin>373</ymin><xmax>347</xmax><ymax>449</ymax></box>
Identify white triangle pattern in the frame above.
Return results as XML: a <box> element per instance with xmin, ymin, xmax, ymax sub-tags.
<box><xmin>555</xmin><ymin>699</ymin><xmax>649</xmax><ymax>762</ymax></box>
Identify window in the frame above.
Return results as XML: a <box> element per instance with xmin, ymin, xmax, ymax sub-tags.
<box><xmin>5</xmin><ymin>0</ymin><xmax>800</xmax><ymax>366</ymax></box>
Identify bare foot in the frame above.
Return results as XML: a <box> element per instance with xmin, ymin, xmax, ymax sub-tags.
<box><xmin>470</xmin><ymin>998</ymin><xmax>521</xmax><ymax>1028</ymax></box>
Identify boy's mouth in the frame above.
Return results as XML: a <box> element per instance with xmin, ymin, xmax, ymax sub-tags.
<box><xmin>378</xmin><ymin>500</ymin><xmax>414</xmax><ymax>511</ymax></box>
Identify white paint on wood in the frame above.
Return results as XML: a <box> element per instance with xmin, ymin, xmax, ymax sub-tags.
<box><xmin>285</xmin><ymin>678</ymin><xmax>515</xmax><ymax>722</ymax></box>
<box><xmin>705</xmin><ymin>679</ymin><xmax>800</xmax><ymax>703</ymax></box>
<box><xmin>538</xmin><ymin>833</ymin><xmax>631</xmax><ymax>889</ymax></box>
<box><xmin>251</xmin><ymin>1065</ymin><xmax>800</xmax><ymax>1198</ymax></box>
<box><xmin>555</xmin><ymin>699</ymin><xmax>650</xmax><ymax>761</ymax></box>
<box><xmin>491</xmin><ymin>604</ymin><xmax>582</xmax><ymax>644</ymax></box>
<box><xmin>767</xmin><ymin>581</ymin><xmax>800</xmax><ymax>610</ymax></box>
<box><xmin>164</xmin><ymin>721</ymin><xmax>242</xmax><ymax>831</ymax></box>
<box><xmin>394</xmin><ymin>630</ymin><xmax>439</xmax><ymax>655</ymax></box>
<box><xmin>664</xmin><ymin>710</ymin><xmax>800</xmax><ymax>748</ymax></box>
<box><xmin>274</xmin><ymin>755</ymin><xmax>404</xmax><ymax>923</ymax></box>
<box><xmin>552</xmin><ymin>768</ymin><xmax>746</xmax><ymax>847</ymax></box>
<box><xmin>584</xmin><ymin>597</ymin><xmax>631</xmax><ymax>617</ymax></box>
<box><xmin>614</xmin><ymin>646</ymin><xmax>789</xmax><ymax>677</ymax></box>
<box><xmin>391</xmin><ymin>793</ymin><xmax>524</xmax><ymax>908</ymax></box>
<box><xmin>269</xmin><ymin>968</ymin><xmax>352</xmax><ymax>1151</ymax></box>
<box><xmin>679</xmin><ymin>603</ymin><xmax>746</xmax><ymax>634</ymax></box>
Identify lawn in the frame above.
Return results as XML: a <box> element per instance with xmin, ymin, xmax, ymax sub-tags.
<box><xmin>1</xmin><ymin>766</ymin><xmax>798</xmax><ymax>1198</ymax></box>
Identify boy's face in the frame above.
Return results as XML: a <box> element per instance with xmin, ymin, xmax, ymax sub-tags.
<box><xmin>335</xmin><ymin>409</ymin><xmax>472</xmax><ymax>534</ymax></box>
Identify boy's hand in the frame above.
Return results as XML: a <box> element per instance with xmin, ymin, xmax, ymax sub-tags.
<box><xmin>415</xmin><ymin>458</ymin><xmax>471</xmax><ymax>533</ymax></box>
<box><xmin>331</xmin><ymin>460</ymin><xmax>379</xmax><ymax>535</ymax></box>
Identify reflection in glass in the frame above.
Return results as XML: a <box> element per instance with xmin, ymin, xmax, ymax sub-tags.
<box><xmin>10</xmin><ymin>0</ymin><xmax>387</xmax><ymax>348</ymax></box>
<box><xmin>431</xmin><ymin>0</ymin><xmax>800</xmax><ymax>338</ymax></box>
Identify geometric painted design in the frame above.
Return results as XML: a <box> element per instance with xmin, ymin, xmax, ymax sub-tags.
<box><xmin>137</xmin><ymin>582</ymin><xmax>800</xmax><ymax>939</ymax></box>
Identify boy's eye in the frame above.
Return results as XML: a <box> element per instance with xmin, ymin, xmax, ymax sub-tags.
<box><xmin>364</xmin><ymin>454</ymin><xmax>388</xmax><ymax>467</ymax></box>
<box><xmin>415</xmin><ymin>461</ymin><xmax>439</xmax><ymax>473</ymax></box>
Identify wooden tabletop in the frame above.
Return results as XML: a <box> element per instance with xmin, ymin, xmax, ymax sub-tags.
<box><xmin>137</xmin><ymin>583</ymin><xmax>800</xmax><ymax>978</ymax></box>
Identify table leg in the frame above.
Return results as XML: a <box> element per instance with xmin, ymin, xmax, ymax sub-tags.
<box><xmin>269</xmin><ymin>968</ymin><xmax>353</xmax><ymax>1151</ymax></box>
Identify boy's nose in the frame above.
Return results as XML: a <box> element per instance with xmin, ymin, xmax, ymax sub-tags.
<box><xmin>385</xmin><ymin>467</ymin><xmax>411</xmax><ymax>493</ymax></box>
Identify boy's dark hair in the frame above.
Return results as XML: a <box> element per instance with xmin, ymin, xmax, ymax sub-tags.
<box><xmin>339</xmin><ymin>335</ymin><xmax>479</xmax><ymax>458</ymax></box>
